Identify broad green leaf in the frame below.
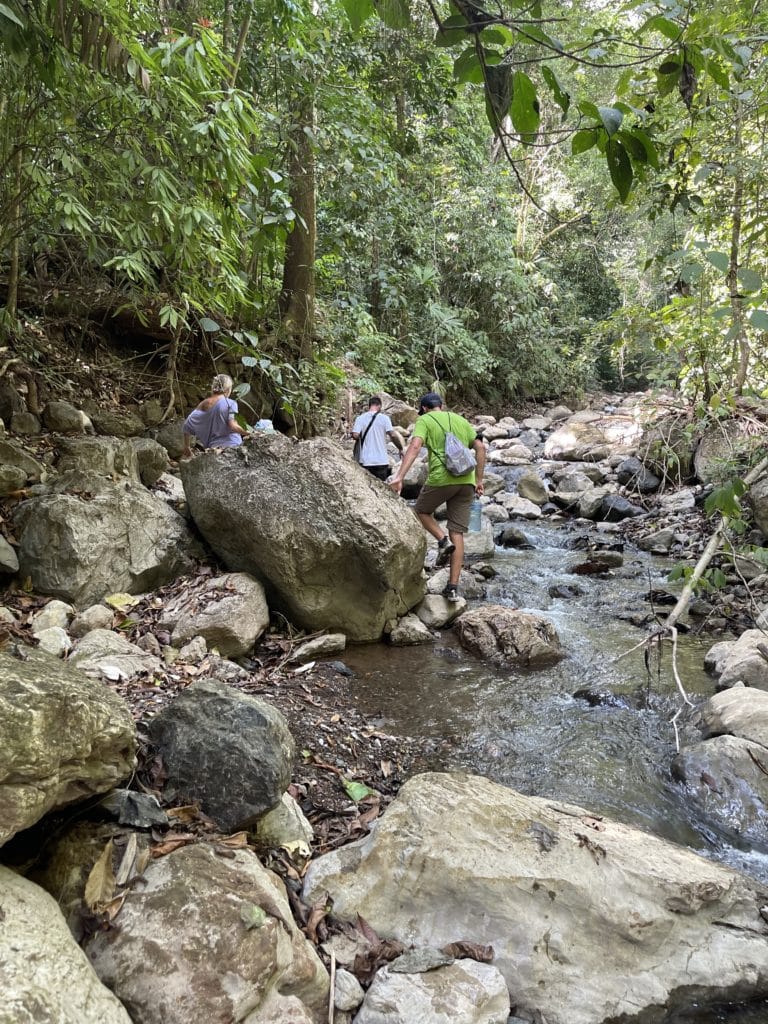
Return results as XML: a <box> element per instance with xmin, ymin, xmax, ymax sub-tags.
<box><xmin>342</xmin><ymin>777</ymin><xmax>377</xmax><ymax>801</ymax></box>
<box><xmin>630</xmin><ymin>128</ymin><xmax>659</xmax><ymax>170</ymax></box>
<box><xmin>598</xmin><ymin>106</ymin><xmax>623</xmax><ymax>136</ymax></box>
<box><xmin>658</xmin><ymin>60</ymin><xmax>680</xmax><ymax>75</ymax></box>
<box><xmin>510</xmin><ymin>71</ymin><xmax>540</xmax><ymax>140</ymax></box>
<box><xmin>705</xmin><ymin>57</ymin><xmax>729</xmax><ymax>89</ymax></box>
<box><xmin>705</xmin><ymin>251</ymin><xmax>729</xmax><ymax>273</ymax></box>
<box><xmin>571</xmin><ymin>128</ymin><xmax>598</xmax><ymax>155</ymax></box>
<box><xmin>641</xmin><ymin>14</ymin><xmax>681</xmax><ymax>40</ymax></box>
<box><xmin>454</xmin><ymin>48</ymin><xmax>483</xmax><ymax>85</ymax></box>
<box><xmin>605</xmin><ymin>138</ymin><xmax>632</xmax><ymax>202</ymax></box>
<box><xmin>343</xmin><ymin>0</ymin><xmax>375</xmax><ymax>30</ymax></box>
<box><xmin>479</xmin><ymin>28</ymin><xmax>512</xmax><ymax>47</ymax></box>
<box><xmin>200</xmin><ymin>316</ymin><xmax>220</xmax><ymax>332</ymax></box>
<box><xmin>541</xmin><ymin>66</ymin><xmax>570</xmax><ymax>118</ymax></box>
<box><xmin>750</xmin><ymin>310</ymin><xmax>768</xmax><ymax>331</ymax></box>
<box><xmin>242</xmin><ymin>355</ymin><xmax>258</xmax><ymax>367</ymax></box>
<box><xmin>616</xmin><ymin>130</ymin><xmax>646</xmax><ymax>162</ymax></box>
<box><xmin>0</xmin><ymin>2</ymin><xmax>23</xmax><ymax>27</ymax></box>
<box><xmin>578</xmin><ymin>100</ymin><xmax>600</xmax><ymax>120</ymax></box>
<box><xmin>484</xmin><ymin>61</ymin><xmax>512</xmax><ymax>124</ymax></box>
<box><xmin>434</xmin><ymin>26</ymin><xmax>467</xmax><ymax>47</ymax></box>
<box><xmin>375</xmin><ymin>0</ymin><xmax>410</xmax><ymax>30</ymax></box>
<box><xmin>737</xmin><ymin>268</ymin><xmax>762</xmax><ymax>293</ymax></box>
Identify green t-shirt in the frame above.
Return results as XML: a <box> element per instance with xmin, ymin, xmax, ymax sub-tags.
<box><xmin>413</xmin><ymin>410</ymin><xmax>477</xmax><ymax>487</ymax></box>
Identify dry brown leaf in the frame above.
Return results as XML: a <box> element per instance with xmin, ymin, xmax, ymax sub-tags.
<box><xmin>356</xmin><ymin>913</ymin><xmax>380</xmax><ymax>945</ymax></box>
<box><xmin>358</xmin><ymin>797</ymin><xmax>381</xmax><ymax>830</ymax></box>
<box><xmin>380</xmin><ymin>759</ymin><xmax>393</xmax><ymax>778</ymax></box>
<box><xmin>441</xmin><ymin>940</ymin><xmax>494</xmax><ymax>963</ymax></box>
<box><xmin>114</xmin><ymin>833</ymin><xmax>139</xmax><ymax>887</ymax></box>
<box><xmin>100</xmin><ymin>892</ymin><xmax>129</xmax><ymax>922</ymax></box>
<box><xmin>217</xmin><ymin>831</ymin><xmax>249</xmax><ymax>849</ymax></box>
<box><xmin>306</xmin><ymin>900</ymin><xmax>329</xmax><ymax>944</ymax></box>
<box><xmin>150</xmin><ymin>834</ymin><xmax>196</xmax><ymax>858</ymax></box>
<box><xmin>167</xmin><ymin>804</ymin><xmax>201</xmax><ymax>824</ymax></box>
<box><xmin>84</xmin><ymin>840</ymin><xmax>116</xmax><ymax>911</ymax></box>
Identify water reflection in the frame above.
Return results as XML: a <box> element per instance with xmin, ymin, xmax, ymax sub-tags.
<box><xmin>344</xmin><ymin>521</ymin><xmax>768</xmax><ymax>883</ymax></box>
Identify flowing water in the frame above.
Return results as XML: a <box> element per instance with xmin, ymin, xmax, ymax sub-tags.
<box><xmin>342</xmin><ymin>518</ymin><xmax>768</xmax><ymax>1022</ymax></box>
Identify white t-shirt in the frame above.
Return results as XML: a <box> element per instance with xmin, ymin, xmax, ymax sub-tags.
<box><xmin>353</xmin><ymin>411</ymin><xmax>393</xmax><ymax>466</ymax></box>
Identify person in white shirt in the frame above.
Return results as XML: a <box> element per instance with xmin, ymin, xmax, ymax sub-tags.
<box><xmin>352</xmin><ymin>396</ymin><xmax>403</xmax><ymax>480</ymax></box>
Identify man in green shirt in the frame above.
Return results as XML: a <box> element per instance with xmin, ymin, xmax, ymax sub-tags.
<box><xmin>389</xmin><ymin>392</ymin><xmax>485</xmax><ymax>601</ymax></box>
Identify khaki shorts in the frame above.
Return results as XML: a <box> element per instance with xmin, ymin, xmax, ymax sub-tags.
<box><xmin>415</xmin><ymin>483</ymin><xmax>475</xmax><ymax>534</ymax></box>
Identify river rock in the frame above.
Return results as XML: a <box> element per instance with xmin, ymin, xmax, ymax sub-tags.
<box><xmin>637</xmin><ymin>528</ymin><xmax>675</xmax><ymax>553</ymax></box>
<box><xmin>70</xmin><ymin>604</ymin><xmax>114</xmax><ymax>637</ymax></box>
<box><xmin>389</xmin><ymin>613</ymin><xmax>434</xmax><ymax>645</ymax></box>
<box><xmin>159</xmin><ymin>572</ymin><xmax>269</xmax><ymax>657</ymax></box>
<box><xmin>380</xmin><ymin>392</ymin><xmax>419</xmax><ymax>429</ymax></box>
<box><xmin>0</xmin><ymin>533</ymin><xmax>19</xmax><ymax>573</ymax></box>
<box><xmin>0</xmin><ymin>866</ymin><xmax>133</xmax><ymax>1024</ymax></box>
<box><xmin>148</xmin><ymin>678</ymin><xmax>294</xmax><ymax>830</ymax></box>
<box><xmin>11</xmin><ymin>410</ymin><xmax>41</xmax><ymax>435</ymax></box>
<box><xmin>129</xmin><ymin>437</ymin><xmax>170</xmax><ymax>486</ymax></box>
<box><xmin>14</xmin><ymin>487</ymin><xmax>197</xmax><ymax>607</ymax></box>
<box><xmin>51</xmin><ymin>435</ymin><xmax>141</xmax><ymax>491</ymax></box>
<box><xmin>85</xmin><ymin>843</ymin><xmax>329</xmax><ymax>1024</ymax></box>
<box><xmin>482</xmin><ymin>502</ymin><xmax>508</xmax><ymax>524</ymax></box>
<box><xmin>516</xmin><ymin>472</ymin><xmax>548</xmax><ymax>505</ymax></box>
<box><xmin>659</xmin><ymin>487</ymin><xmax>696</xmax><ymax>513</ymax></box>
<box><xmin>90</xmin><ymin>406</ymin><xmax>145</xmax><ymax>437</ymax></box>
<box><xmin>69</xmin><ymin>629</ymin><xmax>163</xmax><ymax>681</ymax></box>
<box><xmin>354</xmin><ymin>961</ymin><xmax>510</xmax><ymax>1024</ymax></box>
<box><xmin>699</xmin><ymin>686</ymin><xmax>768</xmax><ymax>745</ymax></box>
<box><xmin>302</xmin><ymin>771</ymin><xmax>768</xmax><ymax>1024</ymax></box>
<box><xmin>334</xmin><ymin>968</ymin><xmax>365</xmax><ymax>1013</ymax></box>
<box><xmin>483</xmin><ymin>472</ymin><xmax>505</xmax><ymax>497</ymax></box>
<box><xmin>0</xmin><ymin>648</ymin><xmax>136</xmax><ymax>845</ymax></box>
<box><xmin>549</xmin><ymin>405</ymin><xmax>572</xmax><ymax>422</ymax></box>
<box><xmin>151</xmin><ymin>419</ymin><xmax>186</xmax><ymax>459</ymax></box>
<box><xmin>254</xmin><ymin>791</ymin><xmax>314</xmax><ymax>855</ymax></box>
<box><xmin>517</xmin><ymin>429</ymin><xmax>542</xmax><ymax>450</ymax></box>
<box><xmin>695</xmin><ymin>420</ymin><xmax>754</xmax><ymax>486</ymax></box>
<box><xmin>522</xmin><ymin>415</ymin><xmax>550</xmax><ymax>431</ymax></box>
<box><xmin>455</xmin><ymin>606</ymin><xmax>563</xmax><ymax>667</ymax></box>
<box><xmin>577</xmin><ymin>484</ymin><xmax>615</xmax><ymax>520</ymax></box>
<box><xmin>616</xmin><ymin>455</ymin><xmax>661</xmax><ymax>493</ymax></box>
<box><xmin>181</xmin><ymin>435</ymin><xmax>425</xmax><ymax>642</ymax></box>
<box><xmin>498</xmin><ymin>493</ymin><xmax>541</xmax><ymax>519</ymax></box>
<box><xmin>598</xmin><ymin>493</ymin><xmax>644</xmax><ymax>521</ymax></box>
<box><xmin>0</xmin><ymin>463</ymin><xmax>26</xmax><ymax>494</ymax></box>
<box><xmin>705</xmin><ymin>630</ymin><xmax>768</xmax><ymax>690</ymax></box>
<box><xmin>289</xmin><ymin>633</ymin><xmax>347</xmax><ymax>664</ymax></box>
<box><xmin>32</xmin><ymin>598</ymin><xmax>74</xmax><ymax>633</ymax></box>
<box><xmin>427</xmin><ymin>568</ymin><xmax>484</xmax><ymax>598</ymax></box>
<box><xmin>35</xmin><ymin>625</ymin><xmax>73</xmax><ymax>658</ymax></box>
<box><xmin>672</xmin><ymin>734</ymin><xmax>768</xmax><ymax>847</ymax></box>
<box><xmin>402</xmin><ymin>451</ymin><xmax>428</xmax><ymax>498</ymax></box>
<box><xmin>495</xmin><ymin>525</ymin><xmax>533</xmax><ymax>549</ymax></box>
<box><xmin>0</xmin><ymin>438</ymin><xmax>44</xmax><ymax>482</ymax></box>
<box><xmin>483</xmin><ymin>425</ymin><xmax>513</xmax><ymax>442</ymax></box>
<box><xmin>553</xmin><ymin>474</ymin><xmax>593</xmax><ymax>508</ymax></box>
<box><xmin>415</xmin><ymin>593</ymin><xmax>467</xmax><ymax>628</ymax></box>
<box><xmin>43</xmin><ymin>400</ymin><xmax>90</xmax><ymax>434</ymax></box>
<box><xmin>487</xmin><ymin>444</ymin><xmax>533</xmax><ymax>465</ymax></box>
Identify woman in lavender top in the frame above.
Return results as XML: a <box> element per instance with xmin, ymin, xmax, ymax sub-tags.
<box><xmin>182</xmin><ymin>373</ymin><xmax>249</xmax><ymax>457</ymax></box>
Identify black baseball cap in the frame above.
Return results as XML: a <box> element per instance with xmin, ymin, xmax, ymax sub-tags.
<box><xmin>418</xmin><ymin>392</ymin><xmax>444</xmax><ymax>412</ymax></box>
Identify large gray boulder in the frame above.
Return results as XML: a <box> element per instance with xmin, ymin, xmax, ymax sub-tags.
<box><xmin>14</xmin><ymin>486</ymin><xmax>197</xmax><ymax>607</ymax></box>
<box><xmin>85</xmin><ymin>843</ymin><xmax>329</xmax><ymax>1024</ymax></box>
<box><xmin>0</xmin><ymin>438</ymin><xmax>44</xmax><ymax>482</ymax></box>
<box><xmin>303</xmin><ymin>772</ymin><xmax>768</xmax><ymax>1024</ymax></box>
<box><xmin>159</xmin><ymin>572</ymin><xmax>270</xmax><ymax>657</ymax></box>
<box><xmin>180</xmin><ymin>435</ymin><xmax>425</xmax><ymax>641</ymax></box>
<box><xmin>0</xmin><ymin>866</ymin><xmax>132</xmax><ymax>1024</ymax></box>
<box><xmin>705</xmin><ymin>630</ymin><xmax>768</xmax><ymax>691</ymax></box>
<box><xmin>455</xmin><ymin>606</ymin><xmax>564</xmax><ymax>667</ymax></box>
<box><xmin>90</xmin><ymin>406</ymin><xmax>145</xmax><ymax>437</ymax></box>
<box><xmin>69</xmin><ymin>629</ymin><xmax>163</xmax><ymax>681</ymax></box>
<box><xmin>672</xmin><ymin>687</ymin><xmax>768</xmax><ymax>847</ymax></box>
<box><xmin>148</xmin><ymin>678</ymin><xmax>294</xmax><ymax>831</ymax></box>
<box><xmin>544</xmin><ymin>415</ymin><xmax>642</xmax><ymax>462</ymax></box>
<box><xmin>43</xmin><ymin>400</ymin><xmax>91</xmax><ymax>434</ymax></box>
<box><xmin>52</xmin><ymin>436</ymin><xmax>141</xmax><ymax>491</ymax></box>
<box><xmin>0</xmin><ymin>649</ymin><xmax>136</xmax><ymax>846</ymax></box>
<box><xmin>129</xmin><ymin>437</ymin><xmax>170</xmax><ymax>487</ymax></box>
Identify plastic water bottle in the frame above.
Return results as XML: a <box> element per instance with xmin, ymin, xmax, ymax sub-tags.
<box><xmin>469</xmin><ymin>499</ymin><xmax>483</xmax><ymax>533</ymax></box>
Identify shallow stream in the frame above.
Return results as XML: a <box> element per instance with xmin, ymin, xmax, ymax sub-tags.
<box><xmin>343</xmin><ymin>518</ymin><xmax>768</xmax><ymax>1022</ymax></box>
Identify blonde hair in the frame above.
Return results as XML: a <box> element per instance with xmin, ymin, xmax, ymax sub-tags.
<box><xmin>211</xmin><ymin>373</ymin><xmax>233</xmax><ymax>395</ymax></box>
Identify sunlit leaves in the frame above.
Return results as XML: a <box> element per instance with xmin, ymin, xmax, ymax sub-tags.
<box><xmin>510</xmin><ymin>70</ymin><xmax>540</xmax><ymax>140</ymax></box>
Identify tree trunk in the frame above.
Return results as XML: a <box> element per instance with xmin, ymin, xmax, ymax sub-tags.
<box><xmin>728</xmin><ymin>103</ymin><xmax>749</xmax><ymax>395</ymax></box>
<box><xmin>5</xmin><ymin>147</ymin><xmax>23</xmax><ymax>322</ymax></box>
<box><xmin>278</xmin><ymin>89</ymin><xmax>316</xmax><ymax>361</ymax></box>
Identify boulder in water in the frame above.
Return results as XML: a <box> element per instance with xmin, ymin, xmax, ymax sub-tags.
<box><xmin>302</xmin><ymin>771</ymin><xmax>768</xmax><ymax>1024</ymax></box>
<box><xmin>705</xmin><ymin>630</ymin><xmax>768</xmax><ymax>691</ymax></box>
<box><xmin>180</xmin><ymin>435</ymin><xmax>425</xmax><ymax>641</ymax></box>
<box><xmin>455</xmin><ymin>605</ymin><xmax>563</xmax><ymax>667</ymax></box>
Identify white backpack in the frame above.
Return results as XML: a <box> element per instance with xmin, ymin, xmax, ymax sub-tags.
<box><xmin>429</xmin><ymin>413</ymin><xmax>477</xmax><ymax>476</ymax></box>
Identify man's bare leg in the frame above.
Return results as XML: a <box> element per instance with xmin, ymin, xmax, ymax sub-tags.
<box><xmin>448</xmin><ymin>530</ymin><xmax>464</xmax><ymax>585</ymax></box>
<box><xmin>417</xmin><ymin>512</ymin><xmax>449</xmax><ymax>543</ymax></box>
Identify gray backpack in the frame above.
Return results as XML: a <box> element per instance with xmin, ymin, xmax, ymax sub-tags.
<box><xmin>429</xmin><ymin>413</ymin><xmax>477</xmax><ymax>476</ymax></box>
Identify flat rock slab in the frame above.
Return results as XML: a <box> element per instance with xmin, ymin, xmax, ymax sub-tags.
<box><xmin>0</xmin><ymin>648</ymin><xmax>136</xmax><ymax>846</ymax></box>
<box><xmin>706</xmin><ymin>630</ymin><xmax>768</xmax><ymax>691</ymax></box>
<box><xmin>0</xmin><ymin>866</ymin><xmax>132</xmax><ymax>1024</ymax></box>
<box><xmin>69</xmin><ymin>629</ymin><xmax>163</xmax><ymax>681</ymax></box>
<box><xmin>303</xmin><ymin>772</ymin><xmax>768</xmax><ymax>1024</ymax></box>
<box><xmin>355</xmin><ymin>960</ymin><xmax>510</xmax><ymax>1024</ymax></box>
<box><xmin>699</xmin><ymin>686</ymin><xmax>768</xmax><ymax>747</ymax></box>
<box><xmin>85</xmin><ymin>844</ymin><xmax>328</xmax><ymax>1024</ymax></box>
